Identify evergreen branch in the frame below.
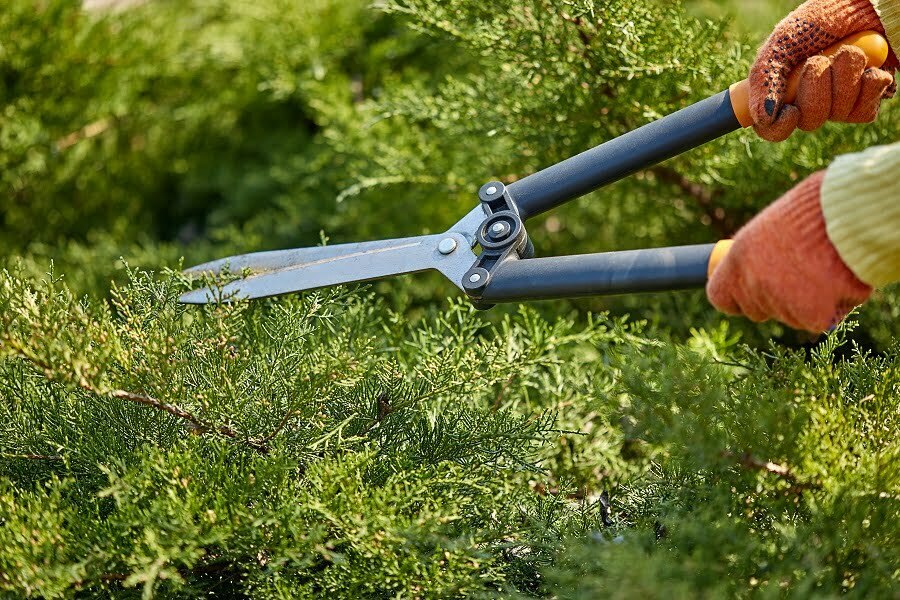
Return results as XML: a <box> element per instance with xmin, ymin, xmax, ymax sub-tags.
<box><xmin>92</xmin><ymin>558</ymin><xmax>241</xmax><ymax>586</ymax></box>
<box><xmin>3</xmin><ymin>338</ymin><xmax>271</xmax><ymax>454</ymax></box>
<box><xmin>651</xmin><ymin>166</ymin><xmax>736</xmax><ymax>238</ymax></box>
<box><xmin>336</xmin><ymin>175</ymin><xmax>441</xmax><ymax>204</ymax></box>
<box><xmin>108</xmin><ymin>390</ymin><xmax>271</xmax><ymax>454</ymax></box>
<box><xmin>376</xmin><ymin>391</ymin><xmax>394</xmax><ymax>421</ymax></box>
<box><xmin>108</xmin><ymin>390</ymin><xmax>208</xmax><ymax>432</ymax></box>
<box><xmin>713</xmin><ymin>359</ymin><xmax>756</xmax><ymax>371</ymax></box>
<box><xmin>492</xmin><ymin>373</ymin><xmax>516</xmax><ymax>411</ymax></box>
<box><xmin>254</xmin><ymin>409</ymin><xmax>299</xmax><ymax>446</ymax></box>
<box><xmin>561</xmin><ymin>13</ymin><xmax>617</xmax><ymax>99</ymax></box>
<box><xmin>562</xmin><ymin>14</ymin><xmax>593</xmax><ymax>49</ymax></box>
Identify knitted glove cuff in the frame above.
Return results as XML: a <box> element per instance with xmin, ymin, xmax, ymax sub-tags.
<box><xmin>823</xmin><ymin>144</ymin><xmax>900</xmax><ymax>287</ymax></box>
<box><xmin>708</xmin><ymin>171</ymin><xmax>872</xmax><ymax>332</ymax></box>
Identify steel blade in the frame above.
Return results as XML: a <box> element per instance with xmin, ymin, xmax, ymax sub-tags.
<box><xmin>183</xmin><ymin>244</ymin><xmax>370</xmax><ymax>277</ymax></box>
<box><xmin>184</xmin><ymin>206</ymin><xmax>485</xmax><ymax>278</ymax></box>
<box><xmin>179</xmin><ymin>232</ymin><xmax>477</xmax><ymax>304</ymax></box>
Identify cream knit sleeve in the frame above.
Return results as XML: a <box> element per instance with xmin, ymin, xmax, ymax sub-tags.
<box><xmin>870</xmin><ymin>0</ymin><xmax>900</xmax><ymax>50</ymax></box>
<box><xmin>822</xmin><ymin>142</ymin><xmax>900</xmax><ymax>287</ymax></box>
<box><xmin>818</xmin><ymin>1</ymin><xmax>900</xmax><ymax>288</ymax></box>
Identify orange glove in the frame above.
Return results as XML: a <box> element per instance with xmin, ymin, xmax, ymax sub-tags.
<box><xmin>751</xmin><ymin>0</ymin><xmax>897</xmax><ymax>141</ymax></box>
<box><xmin>706</xmin><ymin>172</ymin><xmax>872</xmax><ymax>333</ymax></box>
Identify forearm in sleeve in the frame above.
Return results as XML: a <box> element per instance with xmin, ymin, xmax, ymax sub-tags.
<box><xmin>822</xmin><ymin>141</ymin><xmax>900</xmax><ymax>287</ymax></box>
<box><xmin>871</xmin><ymin>0</ymin><xmax>900</xmax><ymax>48</ymax></box>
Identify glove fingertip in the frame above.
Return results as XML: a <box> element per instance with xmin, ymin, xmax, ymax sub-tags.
<box><xmin>706</xmin><ymin>278</ymin><xmax>741</xmax><ymax>316</ymax></box>
<box><xmin>749</xmin><ymin>59</ymin><xmax>788</xmax><ymax>127</ymax></box>
<box><xmin>753</xmin><ymin>104</ymin><xmax>799</xmax><ymax>142</ymax></box>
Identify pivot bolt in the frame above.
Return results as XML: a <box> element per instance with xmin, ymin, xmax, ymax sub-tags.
<box><xmin>468</xmin><ymin>273</ymin><xmax>482</xmax><ymax>284</ymax></box>
<box><xmin>438</xmin><ymin>238</ymin><xmax>458</xmax><ymax>255</ymax></box>
<box><xmin>486</xmin><ymin>219</ymin><xmax>511</xmax><ymax>241</ymax></box>
<box><xmin>486</xmin><ymin>186</ymin><xmax>498</xmax><ymax>196</ymax></box>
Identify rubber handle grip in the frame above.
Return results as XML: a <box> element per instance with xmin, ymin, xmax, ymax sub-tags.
<box><xmin>707</xmin><ymin>240</ymin><xmax>734</xmax><ymax>278</ymax></box>
<box><xmin>729</xmin><ymin>31</ymin><xmax>890</xmax><ymax>128</ymax></box>
<box><xmin>479</xmin><ymin>244</ymin><xmax>720</xmax><ymax>302</ymax></box>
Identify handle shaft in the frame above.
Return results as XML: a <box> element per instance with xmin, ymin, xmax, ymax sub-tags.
<box><xmin>505</xmin><ymin>31</ymin><xmax>888</xmax><ymax>221</ymax></box>
<box><xmin>480</xmin><ymin>244</ymin><xmax>718</xmax><ymax>303</ymax></box>
<box><xmin>507</xmin><ymin>91</ymin><xmax>742</xmax><ymax>220</ymax></box>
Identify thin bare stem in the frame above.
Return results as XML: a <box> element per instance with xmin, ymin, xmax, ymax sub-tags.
<box><xmin>724</xmin><ymin>450</ymin><xmax>820</xmax><ymax>490</ymax></box>
<box><xmin>109</xmin><ymin>390</ymin><xmax>270</xmax><ymax>454</ymax></box>
<box><xmin>1</xmin><ymin>452</ymin><xmax>63</xmax><ymax>461</ymax></box>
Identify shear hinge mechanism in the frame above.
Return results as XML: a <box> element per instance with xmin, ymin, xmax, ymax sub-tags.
<box><xmin>462</xmin><ymin>181</ymin><xmax>535</xmax><ymax>306</ymax></box>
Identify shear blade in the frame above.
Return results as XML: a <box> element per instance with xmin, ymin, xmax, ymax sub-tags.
<box><xmin>179</xmin><ymin>232</ymin><xmax>477</xmax><ymax>304</ymax></box>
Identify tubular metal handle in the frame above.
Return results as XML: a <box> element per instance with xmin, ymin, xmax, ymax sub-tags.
<box><xmin>479</xmin><ymin>244</ymin><xmax>719</xmax><ymax>303</ymax></box>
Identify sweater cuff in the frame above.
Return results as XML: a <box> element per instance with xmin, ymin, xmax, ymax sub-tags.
<box><xmin>822</xmin><ymin>144</ymin><xmax>900</xmax><ymax>288</ymax></box>
<box><xmin>870</xmin><ymin>0</ymin><xmax>900</xmax><ymax>51</ymax></box>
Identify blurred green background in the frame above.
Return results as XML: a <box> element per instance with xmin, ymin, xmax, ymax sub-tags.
<box><xmin>3</xmin><ymin>0</ymin><xmax>899</xmax><ymax>347</ymax></box>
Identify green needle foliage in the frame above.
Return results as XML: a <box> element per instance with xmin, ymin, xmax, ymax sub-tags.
<box><xmin>2</xmin><ymin>0</ymin><xmax>900</xmax><ymax>597</ymax></box>
<box><xmin>2</xmin><ymin>266</ymin><xmax>899</xmax><ymax>597</ymax></box>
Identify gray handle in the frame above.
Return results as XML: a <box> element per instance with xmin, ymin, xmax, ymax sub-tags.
<box><xmin>479</xmin><ymin>244</ymin><xmax>716</xmax><ymax>303</ymax></box>
<box><xmin>506</xmin><ymin>90</ymin><xmax>741</xmax><ymax>220</ymax></box>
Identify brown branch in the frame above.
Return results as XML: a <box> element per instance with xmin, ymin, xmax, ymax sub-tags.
<box><xmin>492</xmin><ymin>374</ymin><xmax>516</xmax><ymax>412</ymax></box>
<box><xmin>561</xmin><ymin>13</ymin><xmax>617</xmax><ymax>100</ymax></box>
<box><xmin>562</xmin><ymin>14</ymin><xmax>593</xmax><ymax>48</ymax></box>
<box><xmin>376</xmin><ymin>392</ymin><xmax>394</xmax><ymax>422</ymax></box>
<box><xmin>55</xmin><ymin>118</ymin><xmax>113</xmax><ymax>151</ymax></box>
<box><xmin>109</xmin><ymin>390</ymin><xmax>270</xmax><ymax>454</ymax></box>
<box><xmin>1</xmin><ymin>452</ymin><xmax>63</xmax><ymax>461</ymax></box>
<box><xmin>4</xmin><ymin>332</ymin><xmax>270</xmax><ymax>454</ymax></box>
<box><xmin>724</xmin><ymin>450</ymin><xmax>820</xmax><ymax>490</ymax></box>
<box><xmin>109</xmin><ymin>390</ymin><xmax>208</xmax><ymax>431</ymax></box>
<box><xmin>255</xmin><ymin>408</ymin><xmax>299</xmax><ymax>446</ymax></box>
<box><xmin>651</xmin><ymin>166</ymin><xmax>737</xmax><ymax>238</ymax></box>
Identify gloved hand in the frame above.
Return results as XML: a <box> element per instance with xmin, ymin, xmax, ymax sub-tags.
<box><xmin>751</xmin><ymin>0</ymin><xmax>898</xmax><ymax>141</ymax></box>
<box><xmin>706</xmin><ymin>172</ymin><xmax>872</xmax><ymax>333</ymax></box>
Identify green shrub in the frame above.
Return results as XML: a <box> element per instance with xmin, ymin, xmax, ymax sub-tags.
<box><xmin>3</xmin><ymin>0</ymin><xmax>900</xmax><ymax>597</ymax></box>
<box><xmin>2</xmin><ymin>267</ymin><xmax>899</xmax><ymax>597</ymax></box>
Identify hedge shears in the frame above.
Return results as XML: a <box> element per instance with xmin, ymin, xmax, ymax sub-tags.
<box><xmin>181</xmin><ymin>32</ymin><xmax>888</xmax><ymax>307</ymax></box>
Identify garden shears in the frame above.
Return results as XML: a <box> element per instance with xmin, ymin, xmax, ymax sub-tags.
<box><xmin>180</xmin><ymin>32</ymin><xmax>889</xmax><ymax>307</ymax></box>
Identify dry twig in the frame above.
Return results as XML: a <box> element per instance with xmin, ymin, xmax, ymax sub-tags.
<box><xmin>724</xmin><ymin>450</ymin><xmax>820</xmax><ymax>490</ymax></box>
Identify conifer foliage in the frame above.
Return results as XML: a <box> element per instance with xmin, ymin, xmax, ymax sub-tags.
<box><xmin>2</xmin><ymin>0</ymin><xmax>900</xmax><ymax>597</ymax></box>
